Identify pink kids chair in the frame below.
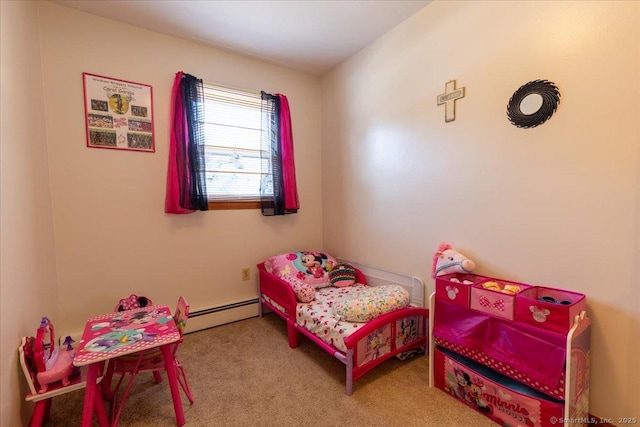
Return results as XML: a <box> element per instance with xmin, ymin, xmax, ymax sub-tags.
<box><xmin>102</xmin><ymin>295</ymin><xmax>194</xmax><ymax>426</ymax></box>
<box><xmin>110</xmin><ymin>294</ymin><xmax>163</xmax><ymax>386</ymax></box>
<box><xmin>114</xmin><ymin>294</ymin><xmax>153</xmax><ymax>312</ymax></box>
<box><xmin>19</xmin><ymin>318</ymin><xmax>107</xmax><ymax>426</ymax></box>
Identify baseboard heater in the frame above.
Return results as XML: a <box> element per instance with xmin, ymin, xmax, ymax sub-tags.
<box><xmin>189</xmin><ymin>298</ymin><xmax>259</xmax><ymax>318</ymax></box>
<box><xmin>186</xmin><ymin>298</ymin><xmax>260</xmax><ymax>333</ymax></box>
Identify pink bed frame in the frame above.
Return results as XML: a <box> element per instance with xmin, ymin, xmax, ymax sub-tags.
<box><xmin>257</xmin><ymin>262</ymin><xmax>429</xmax><ymax>395</ymax></box>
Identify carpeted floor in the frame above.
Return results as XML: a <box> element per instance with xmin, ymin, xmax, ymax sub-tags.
<box><xmin>48</xmin><ymin>314</ymin><xmax>495</xmax><ymax>426</ymax></box>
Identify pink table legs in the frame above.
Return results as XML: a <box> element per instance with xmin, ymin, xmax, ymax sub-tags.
<box><xmin>79</xmin><ymin>346</ymin><xmax>184</xmax><ymax>426</ymax></box>
<box><xmin>80</xmin><ymin>362</ymin><xmax>109</xmax><ymax>427</ymax></box>
<box><xmin>161</xmin><ymin>344</ymin><xmax>185</xmax><ymax>426</ymax></box>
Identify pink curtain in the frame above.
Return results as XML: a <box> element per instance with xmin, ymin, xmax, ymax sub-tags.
<box><xmin>165</xmin><ymin>72</ymin><xmax>194</xmax><ymax>214</ymax></box>
<box><xmin>277</xmin><ymin>94</ymin><xmax>299</xmax><ymax>211</ymax></box>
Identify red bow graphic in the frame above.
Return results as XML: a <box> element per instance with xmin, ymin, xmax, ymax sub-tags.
<box><xmin>479</xmin><ymin>296</ymin><xmax>505</xmax><ymax>311</ymax></box>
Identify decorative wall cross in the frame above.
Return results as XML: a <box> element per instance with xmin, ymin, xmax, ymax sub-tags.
<box><xmin>437</xmin><ymin>80</ymin><xmax>465</xmax><ymax>122</ymax></box>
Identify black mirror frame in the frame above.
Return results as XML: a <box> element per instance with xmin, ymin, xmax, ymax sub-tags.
<box><xmin>507</xmin><ymin>80</ymin><xmax>560</xmax><ymax>129</ymax></box>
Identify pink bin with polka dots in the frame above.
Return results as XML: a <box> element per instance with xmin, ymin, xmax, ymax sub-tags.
<box><xmin>469</xmin><ymin>279</ymin><xmax>531</xmax><ymax>321</ymax></box>
<box><xmin>515</xmin><ymin>286</ymin><xmax>587</xmax><ymax>333</ymax></box>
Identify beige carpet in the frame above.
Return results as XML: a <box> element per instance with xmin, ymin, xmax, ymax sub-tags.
<box><xmin>48</xmin><ymin>314</ymin><xmax>495</xmax><ymax>426</ymax></box>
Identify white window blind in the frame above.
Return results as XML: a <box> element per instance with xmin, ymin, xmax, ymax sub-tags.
<box><xmin>202</xmin><ymin>83</ymin><xmax>266</xmax><ymax>201</ymax></box>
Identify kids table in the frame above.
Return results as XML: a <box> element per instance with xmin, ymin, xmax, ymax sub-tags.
<box><xmin>74</xmin><ymin>304</ymin><xmax>184</xmax><ymax>426</ymax></box>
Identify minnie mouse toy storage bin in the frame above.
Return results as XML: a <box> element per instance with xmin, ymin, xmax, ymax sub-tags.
<box><xmin>470</xmin><ymin>278</ymin><xmax>531</xmax><ymax>321</ymax></box>
<box><xmin>433</xmin><ymin>347</ymin><xmax>566</xmax><ymax>427</ymax></box>
<box><xmin>515</xmin><ymin>286</ymin><xmax>587</xmax><ymax>333</ymax></box>
<box><xmin>435</xmin><ymin>273</ymin><xmax>491</xmax><ymax>309</ymax></box>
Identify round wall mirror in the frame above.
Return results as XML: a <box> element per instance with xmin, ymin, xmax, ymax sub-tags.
<box><xmin>519</xmin><ymin>93</ymin><xmax>544</xmax><ymax>115</ymax></box>
<box><xmin>507</xmin><ymin>80</ymin><xmax>560</xmax><ymax>128</ymax></box>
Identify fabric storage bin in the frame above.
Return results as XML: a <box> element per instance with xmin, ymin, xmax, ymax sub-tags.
<box><xmin>433</xmin><ymin>298</ymin><xmax>569</xmax><ymax>399</ymax></box>
<box><xmin>435</xmin><ymin>273</ymin><xmax>491</xmax><ymax>309</ymax></box>
<box><xmin>470</xmin><ymin>278</ymin><xmax>531</xmax><ymax>321</ymax></box>
<box><xmin>432</xmin><ymin>347</ymin><xmax>572</xmax><ymax>427</ymax></box>
<box><xmin>515</xmin><ymin>286</ymin><xmax>587</xmax><ymax>333</ymax></box>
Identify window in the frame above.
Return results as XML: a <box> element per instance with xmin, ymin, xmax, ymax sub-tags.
<box><xmin>202</xmin><ymin>83</ymin><xmax>266</xmax><ymax>209</ymax></box>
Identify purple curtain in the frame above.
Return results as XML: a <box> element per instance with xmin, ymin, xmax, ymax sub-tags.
<box><xmin>260</xmin><ymin>92</ymin><xmax>299</xmax><ymax>215</ymax></box>
<box><xmin>165</xmin><ymin>72</ymin><xmax>209</xmax><ymax>214</ymax></box>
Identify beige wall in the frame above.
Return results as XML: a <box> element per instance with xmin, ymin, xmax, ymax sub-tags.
<box><xmin>2</xmin><ymin>3</ymin><xmax>323</xmax><ymax>424</ymax></box>
<box><xmin>0</xmin><ymin>1</ymin><xmax>59</xmax><ymax>426</ymax></box>
<box><xmin>35</xmin><ymin>2</ymin><xmax>323</xmax><ymax>335</ymax></box>
<box><xmin>322</xmin><ymin>0</ymin><xmax>639</xmax><ymax>420</ymax></box>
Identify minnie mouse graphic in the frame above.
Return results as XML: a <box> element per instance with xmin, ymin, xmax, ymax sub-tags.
<box><xmin>468</xmin><ymin>377</ymin><xmax>492</xmax><ymax>413</ymax></box>
<box><xmin>300</xmin><ymin>251</ymin><xmax>328</xmax><ymax>279</ymax></box>
<box><xmin>452</xmin><ymin>367</ymin><xmax>471</xmax><ymax>401</ymax></box>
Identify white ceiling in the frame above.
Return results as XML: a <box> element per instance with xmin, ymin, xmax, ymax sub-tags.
<box><xmin>52</xmin><ymin>0</ymin><xmax>432</xmax><ymax>75</ymax></box>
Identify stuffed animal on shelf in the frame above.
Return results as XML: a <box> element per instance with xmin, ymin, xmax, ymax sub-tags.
<box><xmin>432</xmin><ymin>242</ymin><xmax>476</xmax><ymax>277</ymax></box>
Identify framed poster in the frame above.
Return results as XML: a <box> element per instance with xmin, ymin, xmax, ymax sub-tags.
<box><xmin>82</xmin><ymin>72</ymin><xmax>155</xmax><ymax>152</ymax></box>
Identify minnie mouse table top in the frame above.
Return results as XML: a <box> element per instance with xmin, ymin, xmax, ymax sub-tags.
<box><xmin>74</xmin><ymin>304</ymin><xmax>180</xmax><ymax>366</ymax></box>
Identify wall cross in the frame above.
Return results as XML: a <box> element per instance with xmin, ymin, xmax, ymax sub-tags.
<box><xmin>437</xmin><ymin>80</ymin><xmax>465</xmax><ymax>122</ymax></box>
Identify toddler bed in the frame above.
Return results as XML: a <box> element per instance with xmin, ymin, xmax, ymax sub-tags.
<box><xmin>257</xmin><ymin>251</ymin><xmax>429</xmax><ymax>395</ymax></box>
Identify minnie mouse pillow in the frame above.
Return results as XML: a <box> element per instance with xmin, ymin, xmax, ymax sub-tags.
<box><xmin>264</xmin><ymin>251</ymin><xmax>337</xmax><ymax>288</ymax></box>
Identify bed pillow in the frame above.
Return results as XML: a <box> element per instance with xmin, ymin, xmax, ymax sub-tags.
<box><xmin>264</xmin><ymin>251</ymin><xmax>337</xmax><ymax>289</ymax></box>
<box><xmin>329</xmin><ymin>264</ymin><xmax>357</xmax><ymax>287</ymax></box>
<box><xmin>281</xmin><ymin>274</ymin><xmax>315</xmax><ymax>303</ymax></box>
<box><xmin>332</xmin><ymin>285</ymin><xmax>411</xmax><ymax>322</ymax></box>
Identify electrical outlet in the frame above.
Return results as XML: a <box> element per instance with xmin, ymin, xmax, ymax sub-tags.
<box><xmin>241</xmin><ymin>267</ymin><xmax>250</xmax><ymax>281</ymax></box>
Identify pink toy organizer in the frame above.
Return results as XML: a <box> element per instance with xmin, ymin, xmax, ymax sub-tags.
<box><xmin>430</xmin><ymin>275</ymin><xmax>590</xmax><ymax>427</ymax></box>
